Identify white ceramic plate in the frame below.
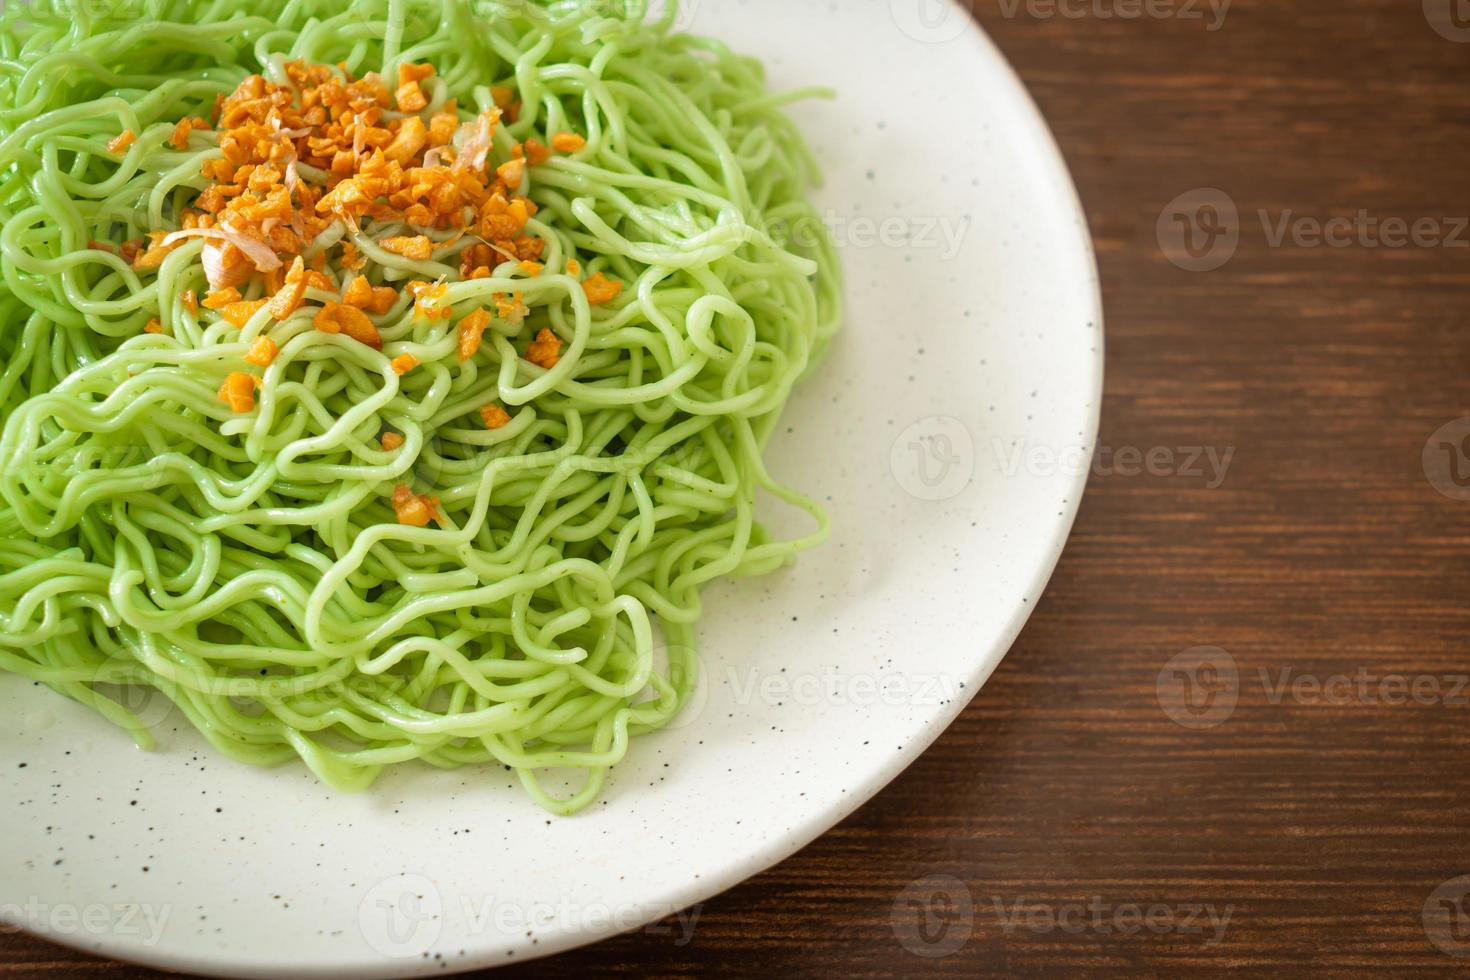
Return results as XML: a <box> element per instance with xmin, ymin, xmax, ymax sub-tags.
<box><xmin>0</xmin><ymin>1</ymin><xmax>1102</xmax><ymax>974</ymax></box>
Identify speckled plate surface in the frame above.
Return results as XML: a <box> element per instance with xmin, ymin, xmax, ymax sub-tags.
<box><xmin>0</xmin><ymin>1</ymin><xmax>1102</xmax><ymax>975</ymax></box>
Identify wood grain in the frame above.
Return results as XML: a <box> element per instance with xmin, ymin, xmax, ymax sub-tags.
<box><xmin>8</xmin><ymin>0</ymin><xmax>1470</xmax><ymax>975</ymax></box>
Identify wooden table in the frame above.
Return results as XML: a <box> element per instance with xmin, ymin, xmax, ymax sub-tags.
<box><xmin>9</xmin><ymin>0</ymin><xmax>1470</xmax><ymax>975</ymax></box>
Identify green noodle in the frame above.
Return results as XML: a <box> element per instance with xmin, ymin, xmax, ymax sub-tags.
<box><xmin>0</xmin><ymin>0</ymin><xmax>840</xmax><ymax>813</ymax></box>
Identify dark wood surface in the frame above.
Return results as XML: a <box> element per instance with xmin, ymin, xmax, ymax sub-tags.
<box><xmin>8</xmin><ymin>0</ymin><xmax>1470</xmax><ymax>975</ymax></box>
